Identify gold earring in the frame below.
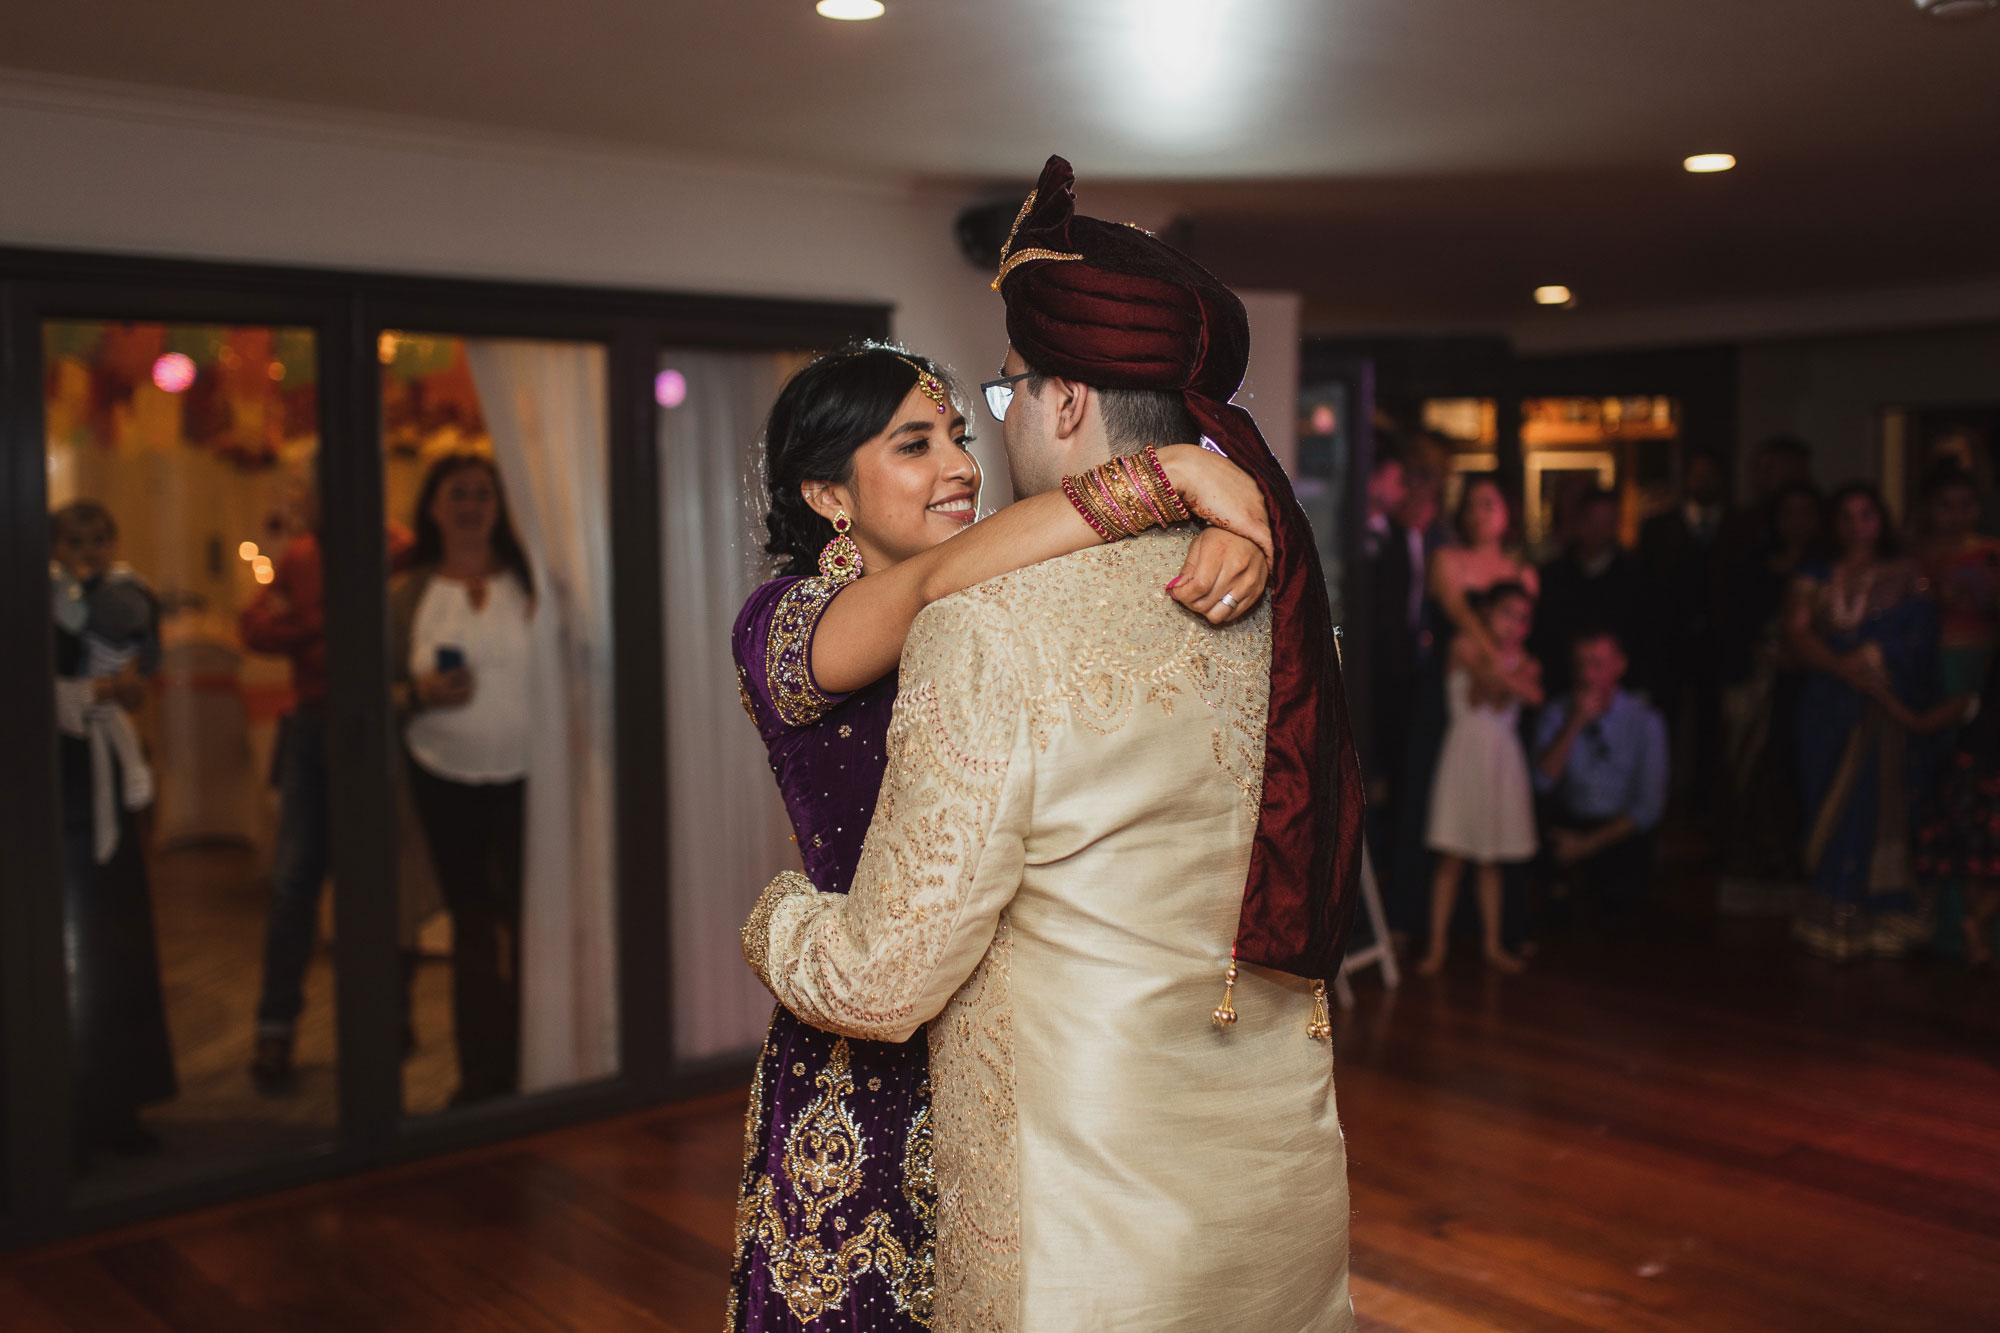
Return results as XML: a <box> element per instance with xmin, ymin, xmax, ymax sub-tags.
<box><xmin>818</xmin><ymin>509</ymin><xmax>863</xmax><ymax>585</ymax></box>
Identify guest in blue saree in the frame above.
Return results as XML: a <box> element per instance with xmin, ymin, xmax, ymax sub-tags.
<box><xmin>1784</xmin><ymin>483</ymin><xmax>1956</xmax><ymax>961</ymax></box>
<box><xmin>725</xmin><ymin>345</ymin><xmax>1272</xmax><ymax>1331</ymax></box>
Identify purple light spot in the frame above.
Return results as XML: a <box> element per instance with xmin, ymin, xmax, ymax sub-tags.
<box><xmin>655</xmin><ymin>368</ymin><xmax>688</xmax><ymax>409</ymax></box>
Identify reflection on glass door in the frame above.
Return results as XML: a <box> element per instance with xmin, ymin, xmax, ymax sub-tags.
<box><xmin>378</xmin><ymin>332</ymin><xmax>619</xmax><ymax>1114</ymax></box>
<box><xmin>43</xmin><ymin>320</ymin><xmax>333</xmax><ymax>1202</ymax></box>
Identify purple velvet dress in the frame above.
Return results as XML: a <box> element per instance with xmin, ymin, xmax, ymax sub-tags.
<box><xmin>727</xmin><ymin>575</ymin><xmax>935</xmax><ymax>1332</ymax></box>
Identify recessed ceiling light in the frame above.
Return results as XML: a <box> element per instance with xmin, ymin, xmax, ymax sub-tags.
<box><xmin>1915</xmin><ymin>0</ymin><xmax>1996</xmax><ymax>19</ymax></box>
<box><xmin>817</xmin><ymin>0</ymin><xmax>885</xmax><ymax>18</ymax></box>
<box><xmin>1683</xmin><ymin>153</ymin><xmax>1737</xmax><ymax>173</ymax></box>
<box><xmin>1534</xmin><ymin>286</ymin><xmax>1574</xmax><ymax>307</ymax></box>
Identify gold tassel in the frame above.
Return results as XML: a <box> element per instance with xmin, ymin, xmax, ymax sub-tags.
<box><xmin>1307</xmin><ymin>980</ymin><xmax>1332</xmax><ymax>1042</ymax></box>
<box><xmin>1211</xmin><ymin>959</ymin><xmax>1239</xmax><ymax>1029</ymax></box>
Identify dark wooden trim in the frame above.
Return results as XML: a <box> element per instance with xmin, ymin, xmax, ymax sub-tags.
<box><xmin>0</xmin><ymin>280</ymin><xmax>74</xmax><ymax>1244</ymax></box>
<box><xmin>0</xmin><ymin>242</ymin><xmax>886</xmax><ymax>1252</ymax></box>
<box><xmin>607</xmin><ymin>325</ymin><xmax>673</xmax><ymax>1102</ymax></box>
<box><xmin>321</xmin><ymin>293</ymin><xmax>403</xmax><ymax>1160</ymax></box>
<box><xmin>0</xmin><ymin>246</ymin><xmax>888</xmax><ymax>354</ymax></box>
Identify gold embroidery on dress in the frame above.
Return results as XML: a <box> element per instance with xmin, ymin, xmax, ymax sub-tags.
<box><xmin>727</xmin><ymin>1026</ymin><xmax>774</xmax><ymax>1330</ymax></box>
<box><xmin>764</xmin><ymin>576</ymin><xmax>844</xmax><ymax>729</ymax></box>
<box><xmin>736</xmin><ymin>666</ymin><xmax>757</xmax><ymax>725</ymax></box>
<box><xmin>737</xmin><ymin>1038</ymin><xmax>935</xmax><ymax>1326</ymax></box>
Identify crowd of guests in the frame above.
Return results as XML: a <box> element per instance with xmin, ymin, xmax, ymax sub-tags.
<box><xmin>1360</xmin><ymin>428</ymin><xmax>2000</xmax><ymax>970</ymax></box>
<box><xmin>52</xmin><ymin>452</ymin><xmax>537</xmax><ymax>1171</ymax></box>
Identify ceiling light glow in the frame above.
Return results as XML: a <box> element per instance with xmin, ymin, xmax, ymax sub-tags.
<box><xmin>1915</xmin><ymin>0</ymin><xmax>1997</xmax><ymax>18</ymax></box>
<box><xmin>1683</xmin><ymin>153</ymin><xmax>1737</xmax><ymax>173</ymax></box>
<box><xmin>1534</xmin><ymin>286</ymin><xmax>1575</xmax><ymax>307</ymax></box>
<box><xmin>816</xmin><ymin>0</ymin><xmax>884</xmax><ymax>19</ymax></box>
<box><xmin>1108</xmin><ymin>0</ymin><xmax>1270</xmax><ymax>150</ymax></box>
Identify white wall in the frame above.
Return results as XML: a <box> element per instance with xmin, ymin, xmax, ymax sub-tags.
<box><xmin>0</xmin><ymin>70</ymin><xmax>1004</xmax><ymax>418</ymax></box>
<box><xmin>1737</xmin><ymin>324</ymin><xmax>2000</xmax><ymax>492</ymax></box>
<box><xmin>0</xmin><ymin>71</ymin><xmax>1304</xmax><ymax>499</ymax></box>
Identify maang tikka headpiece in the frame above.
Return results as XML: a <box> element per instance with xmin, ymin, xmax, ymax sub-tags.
<box><xmin>895</xmin><ymin>355</ymin><xmax>950</xmax><ymax>415</ymax></box>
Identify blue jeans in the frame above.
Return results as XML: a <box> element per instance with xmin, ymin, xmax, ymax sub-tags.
<box><xmin>255</xmin><ymin>706</ymin><xmax>329</xmax><ymax>1036</ymax></box>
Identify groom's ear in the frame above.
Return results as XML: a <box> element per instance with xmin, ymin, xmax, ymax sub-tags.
<box><xmin>1044</xmin><ymin>376</ymin><xmax>1091</xmax><ymax>441</ymax></box>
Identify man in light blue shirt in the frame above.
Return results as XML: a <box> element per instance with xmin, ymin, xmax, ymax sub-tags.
<box><xmin>1533</xmin><ymin>627</ymin><xmax>1670</xmax><ymax>922</ymax></box>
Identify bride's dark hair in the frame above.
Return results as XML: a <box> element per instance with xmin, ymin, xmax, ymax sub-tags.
<box><xmin>761</xmin><ymin>343</ymin><xmax>961</xmax><ymax>577</ymax></box>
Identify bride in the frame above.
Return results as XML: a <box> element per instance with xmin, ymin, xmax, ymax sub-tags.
<box><xmin>726</xmin><ymin>343</ymin><xmax>1273</xmax><ymax>1331</ymax></box>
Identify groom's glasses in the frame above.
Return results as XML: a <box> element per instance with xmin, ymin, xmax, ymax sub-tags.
<box><xmin>980</xmin><ymin>372</ymin><xmax>1034</xmax><ymax>422</ymax></box>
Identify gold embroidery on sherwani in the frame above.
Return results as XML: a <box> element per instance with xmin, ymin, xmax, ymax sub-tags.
<box><xmin>742</xmin><ymin>870</ymin><xmax>813</xmax><ymax>990</ymax></box>
<box><xmin>989</xmin><ymin>539</ymin><xmax>1269</xmax><ymax>813</ymax></box>
<box><xmin>931</xmin><ymin>918</ymin><xmax>1019</xmax><ymax>1331</ymax></box>
<box><xmin>764</xmin><ymin>576</ymin><xmax>843</xmax><ymax>729</ymax></box>
<box><xmin>738</xmin><ymin>1038</ymin><xmax>933</xmax><ymax>1327</ymax></box>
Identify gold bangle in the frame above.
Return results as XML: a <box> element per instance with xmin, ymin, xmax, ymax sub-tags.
<box><xmin>1089</xmin><ymin>466</ymin><xmax>1140</xmax><ymax>535</ymax></box>
<box><xmin>1103</xmin><ymin>460</ymin><xmax>1158</xmax><ymax>534</ymax></box>
<box><xmin>1119</xmin><ymin>454</ymin><xmax>1173</xmax><ymax>528</ymax></box>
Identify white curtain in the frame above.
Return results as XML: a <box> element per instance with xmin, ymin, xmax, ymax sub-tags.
<box><xmin>658</xmin><ymin>349</ymin><xmax>807</xmax><ymax>1062</ymax></box>
<box><xmin>465</xmin><ymin>339</ymin><xmax>620</xmax><ymax>1092</ymax></box>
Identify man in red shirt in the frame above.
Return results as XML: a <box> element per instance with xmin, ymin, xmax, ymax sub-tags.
<box><xmin>242</xmin><ymin>522</ymin><xmax>412</xmax><ymax>1088</ymax></box>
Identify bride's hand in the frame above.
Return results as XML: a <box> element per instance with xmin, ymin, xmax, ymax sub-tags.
<box><xmin>1170</xmin><ymin>527</ymin><xmax>1269</xmax><ymax>624</ymax></box>
<box><xmin>1156</xmin><ymin>444</ymin><xmax>1275</xmax><ymax>561</ymax></box>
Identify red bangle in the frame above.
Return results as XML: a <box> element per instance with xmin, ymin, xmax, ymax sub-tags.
<box><xmin>1063</xmin><ymin>474</ymin><xmax>1116</xmax><ymax>542</ymax></box>
<box><xmin>1144</xmin><ymin>446</ymin><xmax>1193</xmax><ymax>522</ymax></box>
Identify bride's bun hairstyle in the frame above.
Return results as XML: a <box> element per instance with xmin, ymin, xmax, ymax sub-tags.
<box><xmin>761</xmin><ymin>343</ymin><xmax>961</xmax><ymax>578</ymax></box>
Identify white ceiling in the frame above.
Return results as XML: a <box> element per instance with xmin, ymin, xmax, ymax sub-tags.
<box><xmin>3</xmin><ymin>0</ymin><xmax>1996</xmax><ymax>324</ymax></box>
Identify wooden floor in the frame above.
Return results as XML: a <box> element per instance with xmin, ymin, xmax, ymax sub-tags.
<box><xmin>74</xmin><ymin>843</ymin><xmax>462</xmax><ymax>1208</ymax></box>
<box><xmin>6</xmin><ymin>921</ymin><xmax>1999</xmax><ymax>1331</ymax></box>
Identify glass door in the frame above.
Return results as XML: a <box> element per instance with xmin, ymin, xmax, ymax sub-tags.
<box><xmin>378</xmin><ymin>332</ymin><xmax>620</xmax><ymax>1115</ymax></box>
<box><xmin>41</xmin><ymin>318</ymin><xmax>338</xmax><ymax>1203</ymax></box>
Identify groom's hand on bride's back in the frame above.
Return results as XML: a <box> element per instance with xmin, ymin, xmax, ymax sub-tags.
<box><xmin>1169</xmin><ymin>527</ymin><xmax>1269</xmax><ymax>625</ymax></box>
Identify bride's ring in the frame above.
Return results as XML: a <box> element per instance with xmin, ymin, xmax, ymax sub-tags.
<box><xmin>1219</xmin><ymin>592</ymin><xmax>1240</xmax><ymax>610</ymax></box>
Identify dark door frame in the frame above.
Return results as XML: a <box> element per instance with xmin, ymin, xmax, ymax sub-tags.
<box><xmin>0</xmin><ymin>244</ymin><xmax>888</xmax><ymax>1250</ymax></box>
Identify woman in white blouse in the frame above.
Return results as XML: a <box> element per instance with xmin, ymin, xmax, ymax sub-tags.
<box><xmin>391</xmin><ymin>453</ymin><xmax>535</xmax><ymax>1105</ymax></box>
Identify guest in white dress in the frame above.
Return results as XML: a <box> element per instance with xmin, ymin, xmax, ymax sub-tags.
<box><xmin>1420</xmin><ymin>581</ymin><xmax>1543</xmax><ymax>976</ymax></box>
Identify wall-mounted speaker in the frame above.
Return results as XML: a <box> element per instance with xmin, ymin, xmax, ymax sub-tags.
<box><xmin>954</xmin><ymin>199</ymin><xmax>1024</xmax><ymax>273</ymax></box>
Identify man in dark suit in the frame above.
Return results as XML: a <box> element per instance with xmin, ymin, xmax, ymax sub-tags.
<box><xmin>1358</xmin><ymin>448</ymin><xmax>1415</xmax><ymax>808</ymax></box>
<box><xmin>1531</xmin><ymin>487</ymin><xmax>1650</xmax><ymax>699</ymax></box>
<box><xmin>1639</xmin><ymin>448</ymin><xmax>1727</xmax><ymax>816</ymax></box>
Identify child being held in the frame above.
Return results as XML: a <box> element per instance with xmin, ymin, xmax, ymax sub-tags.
<box><xmin>1419</xmin><ymin>581</ymin><xmax>1543</xmax><ymax>976</ymax></box>
<box><xmin>51</xmin><ymin>500</ymin><xmax>160</xmax><ymax>863</ymax></box>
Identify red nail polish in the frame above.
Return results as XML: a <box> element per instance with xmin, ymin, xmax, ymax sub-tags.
<box><xmin>1166</xmin><ymin>576</ymin><xmax>1184</xmax><ymax>591</ymax></box>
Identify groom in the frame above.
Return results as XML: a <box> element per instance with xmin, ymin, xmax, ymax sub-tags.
<box><xmin>743</xmin><ymin>156</ymin><xmax>1364</xmax><ymax>1331</ymax></box>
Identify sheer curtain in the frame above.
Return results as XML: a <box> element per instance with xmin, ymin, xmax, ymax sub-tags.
<box><xmin>465</xmin><ymin>339</ymin><xmax>620</xmax><ymax>1092</ymax></box>
<box><xmin>658</xmin><ymin>349</ymin><xmax>806</xmax><ymax>1063</ymax></box>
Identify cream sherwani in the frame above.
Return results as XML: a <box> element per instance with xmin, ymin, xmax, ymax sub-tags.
<box><xmin>744</xmin><ymin>527</ymin><xmax>1352</xmax><ymax>1332</ymax></box>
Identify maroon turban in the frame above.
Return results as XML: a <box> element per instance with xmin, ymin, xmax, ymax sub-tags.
<box><xmin>996</xmin><ymin>155</ymin><xmax>1365</xmax><ymax>986</ymax></box>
